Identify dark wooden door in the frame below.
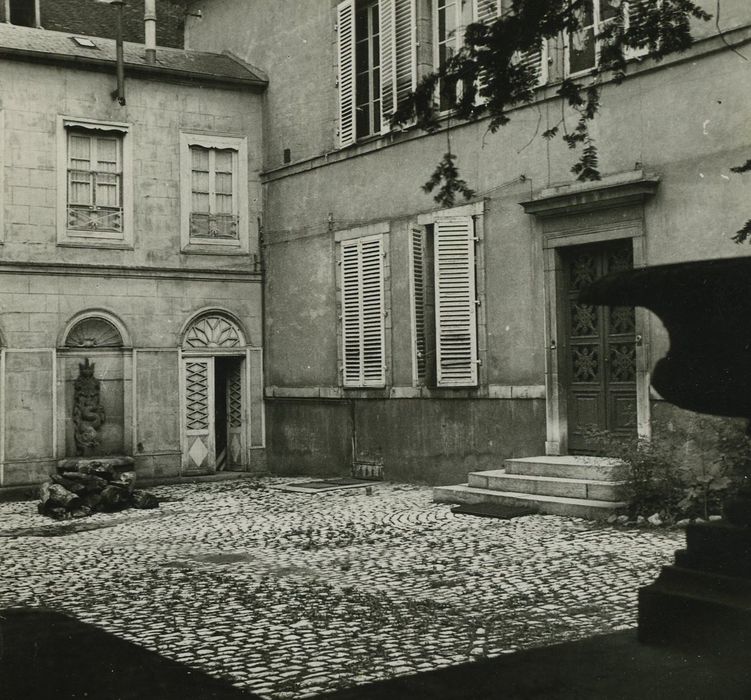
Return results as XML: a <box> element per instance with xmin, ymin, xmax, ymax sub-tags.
<box><xmin>563</xmin><ymin>240</ymin><xmax>637</xmax><ymax>453</ymax></box>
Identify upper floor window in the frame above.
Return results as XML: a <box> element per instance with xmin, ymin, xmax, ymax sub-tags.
<box><xmin>7</xmin><ymin>0</ymin><xmax>38</xmax><ymax>27</ymax></box>
<box><xmin>67</xmin><ymin>131</ymin><xmax>123</xmax><ymax>234</ymax></box>
<box><xmin>434</xmin><ymin>0</ymin><xmax>463</xmax><ymax>112</ymax></box>
<box><xmin>337</xmin><ymin>0</ymin><xmax>416</xmax><ymax>148</ymax></box>
<box><xmin>57</xmin><ymin>117</ymin><xmax>133</xmax><ymax>248</ymax></box>
<box><xmin>567</xmin><ymin>0</ymin><xmax>622</xmax><ymax>76</ymax></box>
<box><xmin>355</xmin><ymin>0</ymin><xmax>382</xmax><ymax>138</ymax></box>
<box><xmin>189</xmin><ymin>145</ymin><xmax>238</xmax><ymax>240</ymax></box>
<box><xmin>179</xmin><ymin>133</ymin><xmax>249</xmax><ymax>254</ymax></box>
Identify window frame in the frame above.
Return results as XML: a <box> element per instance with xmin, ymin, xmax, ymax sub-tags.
<box><xmin>355</xmin><ymin>0</ymin><xmax>383</xmax><ymax>140</ymax></box>
<box><xmin>56</xmin><ymin>117</ymin><xmax>133</xmax><ymax>249</ymax></box>
<box><xmin>179</xmin><ymin>132</ymin><xmax>249</xmax><ymax>254</ymax></box>
<box><xmin>415</xmin><ymin>202</ymin><xmax>485</xmax><ymax>389</ymax></box>
<box><xmin>432</xmin><ymin>0</ymin><xmax>465</xmax><ymax>113</ymax></box>
<box><xmin>565</xmin><ymin>0</ymin><xmax>624</xmax><ymax>78</ymax></box>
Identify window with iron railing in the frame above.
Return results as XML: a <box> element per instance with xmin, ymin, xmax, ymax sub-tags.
<box><xmin>67</xmin><ymin>130</ymin><xmax>123</xmax><ymax>234</ymax></box>
<box><xmin>189</xmin><ymin>145</ymin><xmax>239</xmax><ymax>241</ymax></box>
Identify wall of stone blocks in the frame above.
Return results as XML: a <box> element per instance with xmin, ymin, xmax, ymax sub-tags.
<box><xmin>0</xmin><ymin>269</ymin><xmax>264</xmax><ymax>487</ymax></box>
<box><xmin>0</xmin><ymin>61</ymin><xmax>263</xmax><ymax>271</ymax></box>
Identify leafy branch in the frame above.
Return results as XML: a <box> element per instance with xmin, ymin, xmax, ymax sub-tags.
<box><xmin>392</xmin><ymin>0</ymin><xmax>711</xmax><ymax>208</ymax></box>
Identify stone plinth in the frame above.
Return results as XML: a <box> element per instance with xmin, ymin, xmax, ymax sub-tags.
<box><xmin>639</xmin><ymin>521</ymin><xmax>751</xmax><ymax>650</ymax></box>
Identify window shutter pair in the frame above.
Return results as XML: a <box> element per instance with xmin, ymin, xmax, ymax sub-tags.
<box><xmin>337</xmin><ymin>0</ymin><xmax>417</xmax><ymax>148</ymax></box>
<box><xmin>412</xmin><ymin>217</ymin><xmax>479</xmax><ymax>387</ymax></box>
<box><xmin>341</xmin><ymin>237</ymin><xmax>386</xmax><ymax>387</ymax></box>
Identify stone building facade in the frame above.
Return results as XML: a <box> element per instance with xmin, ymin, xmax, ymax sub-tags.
<box><xmin>0</xmin><ymin>24</ymin><xmax>266</xmax><ymax>488</ymax></box>
<box><xmin>185</xmin><ymin>0</ymin><xmax>751</xmax><ymax>486</ymax></box>
<box><xmin>1</xmin><ymin>0</ymin><xmax>187</xmax><ymax>47</ymax></box>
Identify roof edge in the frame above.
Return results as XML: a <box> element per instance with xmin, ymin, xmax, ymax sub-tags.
<box><xmin>0</xmin><ymin>45</ymin><xmax>268</xmax><ymax>90</ymax></box>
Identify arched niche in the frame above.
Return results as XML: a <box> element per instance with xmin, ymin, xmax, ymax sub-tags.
<box><xmin>60</xmin><ymin>310</ymin><xmax>131</xmax><ymax>349</ymax></box>
<box><xmin>181</xmin><ymin>310</ymin><xmax>247</xmax><ymax>351</ymax></box>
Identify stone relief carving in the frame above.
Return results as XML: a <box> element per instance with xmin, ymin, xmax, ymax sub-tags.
<box><xmin>73</xmin><ymin>358</ymin><xmax>106</xmax><ymax>455</ymax></box>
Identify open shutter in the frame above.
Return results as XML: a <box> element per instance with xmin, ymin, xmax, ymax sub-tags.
<box><xmin>410</xmin><ymin>227</ymin><xmax>428</xmax><ymax>383</ymax></box>
<box><xmin>624</xmin><ymin>0</ymin><xmax>652</xmax><ymax>60</ymax></box>
<box><xmin>394</xmin><ymin>0</ymin><xmax>417</xmax><ymax>115</ymax></box>
<box><xmin>337</xmin><ymin>0</ymin><xmax>356</xmax><ymax>148</ymax></box>
<box><xmin>342</xmin><ymin>237</ymin><xmax>386</xmax><ymax>386</ymax></box>
<box><xmin>434</xmin><ymin>217</ymin><xmax>478</xmax><ymax>387</ymax></box>
<box><xmin>514</xmin><ymin>39</ymin><xmax>548</xmax><ymax>88</ymax></box>
<box><xmin>473</xmin><ymin>0</ymin><xmax>501</xmax><ymax>25</ymax></box>
<box><xmin>380</xmin><ymin>0</ymin><xmax>397</xmax><ymax>133</ymax></box>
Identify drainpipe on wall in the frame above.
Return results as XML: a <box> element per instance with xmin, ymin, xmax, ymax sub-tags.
<box><xmin>144</xmin><ymin>0</ymin><xmax>157</xmax><ymax>64</ymax></box>
<box><xmin>111</xmin><ymin>0</ymin><xmax>126</xmax><ymax>105</ymax></box>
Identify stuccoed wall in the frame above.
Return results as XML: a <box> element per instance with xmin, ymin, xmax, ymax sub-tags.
<box><xmin>187</xmin><ymin>0</ymin><xmax>751</xmax><ymax>482</ymax></box>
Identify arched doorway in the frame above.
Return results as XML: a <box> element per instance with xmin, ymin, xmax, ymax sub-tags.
<box><xmin>180</xmin><ymin>311</ymin><xmax>248</xmax><ymax>473</ymax></box>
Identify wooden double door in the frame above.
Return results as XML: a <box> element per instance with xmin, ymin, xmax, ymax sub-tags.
<box><xmin>182</xmin><ymin>355</ymin><xmax>245</xmax><ymax>472</ymax></box>
<box><xmin>561</xmin><ymin>240</ymin><xmax>637</xmax><ymax>453</ymax></box>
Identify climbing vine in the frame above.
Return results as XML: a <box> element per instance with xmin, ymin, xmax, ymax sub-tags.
<box><xmin>392</xmin><ymin>0</ymin><xmax>712</xmax><ymax>207</ymax></box>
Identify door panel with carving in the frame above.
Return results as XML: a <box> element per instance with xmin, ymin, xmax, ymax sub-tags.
<box><xmin>563</xmin><ymin>240</ymin><xmax>636</xmax><ymax>453</ymax></box>
<box><xmin>182</xmin><ymin>357</ymin><xmax>216</xmax><ymax>472</ymax></box>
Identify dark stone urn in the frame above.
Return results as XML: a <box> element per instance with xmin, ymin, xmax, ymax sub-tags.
<box><xmin>581</xmin><ymin>255</ymin><xmax>751</xmax><ymax>650</ymax></box>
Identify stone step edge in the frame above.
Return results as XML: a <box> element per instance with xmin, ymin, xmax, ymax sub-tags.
<box><xmin>505</xmin><ymin>456</ymin><xmax>626</xmax><ymax>467</ymax></box>
<box><xmin>434</xmin><ymin>484</ymin><xmax>627</xmax><ymax>509</ymax></box>
<box><xmin>469</xmin><ymin>470</ymin><xmax>627</xmax><ymax>487</ymax></box>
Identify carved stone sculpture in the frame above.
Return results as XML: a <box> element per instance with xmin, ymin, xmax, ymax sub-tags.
<box><xmin>73</xmin><ymin>358</ymin><xmax>106</xmax><ymax>456</ymax></box>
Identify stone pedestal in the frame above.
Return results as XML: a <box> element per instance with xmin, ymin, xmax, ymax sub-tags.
<box><xmin>639</xmin><ymin>521</ymin><xmax>751</xmax><ymax>649</ymax></box>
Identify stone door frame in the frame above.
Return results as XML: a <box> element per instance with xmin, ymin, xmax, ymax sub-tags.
<box><xmin>521</xmin><ymin>171</ymin><xmax>659</xmax><ymax>456</ymax></box>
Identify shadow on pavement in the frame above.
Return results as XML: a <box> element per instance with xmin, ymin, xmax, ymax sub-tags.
<box><xmin>321</xmin><ymin>630</ymin><xmax>751</xmax><ymax>699</ymax></box>
<box><xmin>0</xmin><ymin>608</ymin><xmax>259</xmax><ymax>699</ymax></box>
<box><xmin>3</xmin><ymin>608</ymin><xmax>751</xmax><ymax>699</ymax></box>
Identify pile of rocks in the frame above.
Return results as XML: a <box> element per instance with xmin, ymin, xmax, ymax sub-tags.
<box><xmin>38</xmin><ymin>458</ymin><xmax>158</xmax><ymax>520</ymax></box>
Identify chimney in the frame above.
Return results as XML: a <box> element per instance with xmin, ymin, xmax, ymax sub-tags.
<box><xmin>144</xmin><ymin>0</ymin><xmax>156</xmax><ymax>63</ymax></box>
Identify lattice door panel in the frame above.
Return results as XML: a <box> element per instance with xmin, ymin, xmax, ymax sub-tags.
<box><xmin>182</xmin><ymin>357</ymin><xmax>216</xmax><ymax>473</ymax></box>
<box><xmin>227</xmin><ymin>361</ymin><xmax>245</xmax><ymax>467</ymax></box>
<box><xmin>563</xmin><ymin>240</ymin><xmax>637</xmax><ymax>452</ymax></box>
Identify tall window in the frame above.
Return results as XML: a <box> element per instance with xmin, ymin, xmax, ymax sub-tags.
<box><xmin>355</xmin><ymin>0</ymin><xmax>382</xmax><ymax>138</ymax></box>
<box><xmin>179</xmin><ymin>133</ymin><xmax>249</xmax><ymax>253</ymax></box>
<box><xmin>66</xmin><ymin>130</ymin><xmax>123</xmax><ymax>234</ymax></box>
<box><xmin>567</xmin><ymin>0</ymin><xmax>622</xmax><ymax>75</ymax></box>
<box><xmin>434</xmin><ymin>0</ymin><xmax>462</xmax><ymax>112</ymax></box>
<box><xmin>189</xmin><ymin>146</ymin><xmax>238</xmax><ymax>240</ymax></box>
<box><xmin>337</xmin><ymin>0</ymin><xmax>417</xmax><ymax>148</ymax></box>
<box><xmin>411</xmin><ymin>214</ymin><xmax>479</xmax><ymax>387</ymax></box>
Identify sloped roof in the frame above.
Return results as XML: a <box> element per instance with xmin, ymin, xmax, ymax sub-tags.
<box><xmin>0</xmin><ymin>24</ymin><xmax>266</xmax><ymax>88</ymax></box>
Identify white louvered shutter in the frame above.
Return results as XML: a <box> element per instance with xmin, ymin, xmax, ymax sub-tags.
<box><xmin>379</xmin><ymin>0</ymin><xmax>397</xmax><ymax>133</ymax></box>
<box><xmin>394</xmin><ymin>0</ymin><xmax>417</xmax><ymax>117</ymax></box>
<box><xmin>472</xmin><ymin>0</ymin><xmax>501</xmax><ymax>104</ymax></box>
<box><xmin>434</xmin><ymin>217</ymin><xmax>478</xmax><ymax>387</ymax></box>
<box><xmin>473</xmin><ymin>0</ymin><xmax>501</xmax><ymax>25</ymax></box>
<box><xmin>624</xmin><ymin>0</ymin><xmax>652</xmax><ymax>60</ymax></box>
<box><xmin>410</xmin><ymin>227</ymin><xmax>427</xmax><ymax>383</ymax></box>
<box><xmin>341</xmin><ymin>237</ymin><xmax>386</xmax><ymax>387</ymax></box>
<box><xmin>513</xmin><ymin>39</ymin><xmax>548</xmax><ymax>88</ymax></box>
<box><xmin>337</xmin><ymin>0</ymin><xmax>356</xmax><ymax>148</ymax></box>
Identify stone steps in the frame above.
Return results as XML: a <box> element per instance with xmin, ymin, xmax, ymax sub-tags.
<box><xmin>467</xmin><ymin>469</ymin><xmax>625</xmax><ymax>502</ymax></box>
<box><xmin>433</xmin><ymin>484</ymin><xmax>626</xmax><ymax>520</ymax></box>
<box><xmin>505</xmin><ymin>456</ymin><xmax>627</xmax><ymax>481</ymax></box>
<box><xmin>433</xmin><ymin>455</ymin><xmax>629</xmax><ymax>520</ymax></box>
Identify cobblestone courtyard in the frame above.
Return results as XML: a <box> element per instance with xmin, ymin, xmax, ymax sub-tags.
<box><xmin>0</xmin><ymin>478</ymin><xmax>683</xmax><ymax>698</ymax></box>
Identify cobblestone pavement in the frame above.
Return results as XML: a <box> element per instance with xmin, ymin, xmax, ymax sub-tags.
<box><xmin>0</xmin><ymin>478</ymin><xmax>683</xmax><ymax>698</ymax></box>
